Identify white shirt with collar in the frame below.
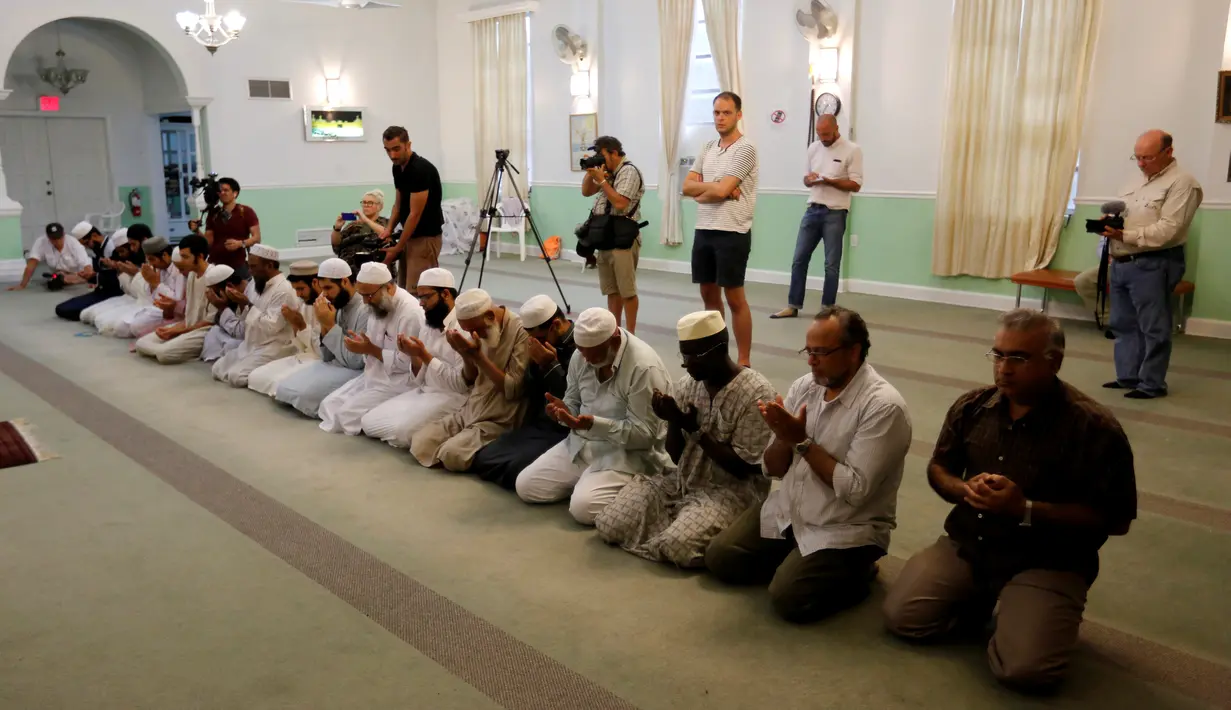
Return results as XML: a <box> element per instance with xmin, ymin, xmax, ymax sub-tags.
<box><xmin>29</xmin><ymin>235</ymin><xmax>92</xmax><ymax>273</ymax></box>
<box><xmin>807</xmin><ymin>137</ymin><xmax>863</xmax><ymax>210</ymax></box>
<box><xmin>760</xmin><ymin>363</ymin><xmax>913</xmax><ymax>556</ymax></box>
<box><xmin>1114</xmin><ymin>160</ymin><xmax>1203</xmax><ymax>256</ymax></box>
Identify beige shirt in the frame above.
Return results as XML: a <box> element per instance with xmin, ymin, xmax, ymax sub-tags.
<box><xmin>807</xmin><ymin>137</ymin><xmax>863</xmax><ymax>210</ymax></box>
<box><xmin>440</xmin><ymin>307</ymin><xmax>529</xmax><ymax>430</ymax></box>
<box><xmin>1113</xmin><ymin>160</ymin><xmax>1203</xmax><ymax>257</ymax></box>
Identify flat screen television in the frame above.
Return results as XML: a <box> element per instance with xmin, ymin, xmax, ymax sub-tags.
<box><xmin>304</xmin><ymin>106</ymin><xmax>366</xmax><ymax>142</ymax></box>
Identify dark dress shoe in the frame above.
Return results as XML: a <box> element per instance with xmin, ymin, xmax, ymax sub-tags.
<box><xmin>1103</xmin><ymin>330</ymin><xmax>1115</xmax><ymax>340</ymax></box>
<box><xmin>1102</xmin><ymin>381</ymin><xmax>1129</xmax><ymax>389</ymax></box>
<box><xmin>1125</xmin><ymin>390</ymin><xmax>1164</xmax><ymax>400</ymax></box>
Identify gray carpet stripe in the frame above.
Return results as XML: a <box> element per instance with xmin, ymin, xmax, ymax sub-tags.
<box><xmin>0</xmin><ymin>341</ymin><xmax>639</xmax><ymax>710</ymax></box>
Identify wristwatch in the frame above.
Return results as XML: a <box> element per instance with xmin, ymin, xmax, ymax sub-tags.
<box><xmin>1019</xmin><ymin>499</ymin><xmax>1034</xmax><ymax>527</ymax></box>
<box><xmin>793</xmin><ymin>438</ymin><xmax>813</xmax><ymax>456</ymax></box>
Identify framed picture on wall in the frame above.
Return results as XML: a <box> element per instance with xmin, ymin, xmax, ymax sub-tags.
<box><xmin>570</xmin><ymin>113</ymin><xmax>598</xmax><ymax>172</ymax></box>
<box><xmin>304</xmin><ymin>106</ymin><xmax>367</xmax><ymax>142</ymax></box>
<box><xmin>1217</xmin><ymin>71</ymin><xmax>1231</xmax><ymax>123</ymax></box>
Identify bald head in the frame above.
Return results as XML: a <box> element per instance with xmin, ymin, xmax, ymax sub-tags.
<box><xmin>1134</xmin><ymin>129</ymin><xmax>1174</xmax><ymax>177</ymax></box>
<box><xmin>816</xmin><ymin>113</ymin><xmax>840</xmax><ymax>146</ymax></box>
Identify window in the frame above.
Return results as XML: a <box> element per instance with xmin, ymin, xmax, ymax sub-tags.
<box><xmin>683</xmin><ymin>1</ymin><xmax>719</xmax><ymax>126</ymax></box>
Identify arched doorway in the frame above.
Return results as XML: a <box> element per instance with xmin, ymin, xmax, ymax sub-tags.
<box><xmin>1</xmin><ymin>17</ymin><xmax>199</xmax><ymax>249</ymax></box>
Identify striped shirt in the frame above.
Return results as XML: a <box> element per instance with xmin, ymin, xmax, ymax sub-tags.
<box><xmin>591</xmin><ymin>159</ymin><xmax>644</xmax><ymax>222</ymax></box>
<box><xmin>691</xmin><ymin>136</ymin><xmax>759</xmax><ymax>233</ymax></box>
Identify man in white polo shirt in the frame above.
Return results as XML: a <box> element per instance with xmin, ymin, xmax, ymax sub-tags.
<box><xmin>683</xmin><ymin>91</ymin><xmax>759</xmax><ymax>367</ymax></box>
<box><xmin>772</xmin><ymin>114</ymin><xmax>863</xmax><ymax>318</ymax></box>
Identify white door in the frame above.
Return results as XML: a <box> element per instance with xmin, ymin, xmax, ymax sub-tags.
<box><xmin>160</xmin><ymin>124</ymin><xmax>197</xmax><ymax>240</ymax></box>
<box><xmin>0</xmin><ymin>117</ymin><xmax>56</xmax><ymax>252</ymax></box>
<box><xmin>46</xmin><ymin>118</ymin><xmax>112</xmax><ymax>230</ymax></box>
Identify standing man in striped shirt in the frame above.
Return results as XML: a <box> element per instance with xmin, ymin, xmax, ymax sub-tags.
<box><xmin>683</xmin><ymin>92</ymin><xmax>759</xmax><ymax>366</ymax></box>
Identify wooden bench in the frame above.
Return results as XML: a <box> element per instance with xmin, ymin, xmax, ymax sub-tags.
<box><xmin>1010</xmin><ymin>269</ymin><xmax>1195</xmax><ymax>332</ymax></box>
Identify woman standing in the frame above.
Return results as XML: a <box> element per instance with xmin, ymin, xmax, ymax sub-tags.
<box><xmin>331</xmin><ymin>189</ymin><xmax>394</xmax><ymax>281</ymax></box>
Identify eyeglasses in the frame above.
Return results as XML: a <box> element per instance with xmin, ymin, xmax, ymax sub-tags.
<box><xmin>798</xmin><ymin>344</ymin><xmax>849</xmax><ymax>359</ymax></box>
<box><xmin>985</xmin><ymin>350</ymin><xmax>1031</xmax><ymax>365</ymax></box>
<box><xmin>1130</xmin><ymin>152</ymin><xmax>1164</xmax><ymax>162</ymax></box>
<box><xmin>357</xmin><ymin>289</ymin><xmax>383</xmax><ymax>303</ymax></box>
<box><xmin>360</xmin><ymin>200</ymin><xmax>379</xmax><ymax>206</ymax></box>
<box><xmin>678</xmin><ymin>343</ymin><xmax>724</xmax><ymax>364</ymax></box>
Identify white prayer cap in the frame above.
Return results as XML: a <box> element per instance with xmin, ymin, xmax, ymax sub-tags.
<box><xmin>677</xmin><ymin>310</ymin><xmax>726</xmax><ymax>341</ymax></box>
<box><xmin>418</xmin><ymin>267</ymin><xmax>455</xmax><ymax>290</ymax></box>
<box><xmin>357</xmin><ymin>261</ymin><xmax>392</xmax><ymax>285</ymax></box>
<box><xmin>111</xmin><ymin>227</ymin><xmax>129</xmax><ymax>241</ymax></box>
<box><xmin>289</xmin><ymin>261</ymin><xmax>318</xmax><ymax>277</ymax></box>
<box><xmin>455</xmin><ymin>288</ymin><xmax>493</xmax><ymax>320</ymax></box>
<box><xmin>520</xmin><ymin>294</ymin><xmax>558</xmax><ymax>329</ymax></box>
<box><xmin>317</xmin><ymin>257</ymin><xmax>351</xmax><ymax>280</ymax></box>
<box><xmin>172</xmin><ymin>247</ymin><xmax>181</xmax><ymax>261</ymax></box>
<box><xmin>202</xmin><ymin>264</ymin><xmax>234</xmax><ymax>287</ymax></box>
<box><xmin>250</xmin><ymin>243</ymin><xmax>279</xmax><ymax>261</ymax></box>
<box><xmin>70</xmin><ymin>221</ymin><xmax>94</xmax><ymax>238</ymax></box>
<box><xmin>574</xmin><ymin>307</ymin><xmax>617</xmax><ymax>347</ymax></box>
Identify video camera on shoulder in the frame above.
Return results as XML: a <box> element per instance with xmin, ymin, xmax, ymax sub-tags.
<box><xmin>1085</xmin><ymin>200</ymin><xmax>1125</xmax><ymax>234</ymax></box>
<box><xmin>189</xmin><ymin>172</ymin><xmax>222</xmax><ymax>211</ymax></box>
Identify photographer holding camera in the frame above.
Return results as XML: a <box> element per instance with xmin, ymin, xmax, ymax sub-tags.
<box><xmin>580</xmin><ymin>136</ymin><xmax>645</xmax><ymax>334</ymax></box>
<box><xmin>204</xmin><ymin>177</ymin><xmax>261</xmax><ymax>280</ymax></box>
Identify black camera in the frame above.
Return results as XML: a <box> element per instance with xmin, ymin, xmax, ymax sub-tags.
<box><xmin>579</xmin><ymin>153</ymin><xmax>605</xmax><ymax>170</ymax></box>
<box><xmin>1085</xmin><ymin>215</ymin><xmax>1123</xmax><ymax>235</ymax></box>
<box><xmin>189</xmin><ymin>172</ymin><xmax>222</xmax><ymax>211</ymax></box>
<box><xmin>495</xmin><ymin>149</ymin><xmax>510</xmax><ymax>163</ymax></box>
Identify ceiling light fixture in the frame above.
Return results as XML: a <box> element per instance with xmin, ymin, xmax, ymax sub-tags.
<box><xmin>39</xmin><ymin>25</ymin><xmax>89</xmax><ymax>95</ymax></box>
<box><xmin>176</xmin><ymin>0</ymin><xmax>247</xmax><ymax>55</ymax></box>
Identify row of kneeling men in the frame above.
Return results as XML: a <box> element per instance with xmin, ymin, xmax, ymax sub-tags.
<box><xmin>64</xmin><ymin>237</ymin><xmax>1138</xmax><ymax>694</ymax></box>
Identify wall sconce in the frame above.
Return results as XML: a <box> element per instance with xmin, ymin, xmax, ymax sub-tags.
<box><xmin>810</xmin><ymin>47</ymin><xmax>839</xmax><ymax>85</ymax></box>
<box><xmin>325</xmin><ymin>77</ymin><xmax>341</xmax><ymax>106</ymax></box>
<box><xmin>570</xmin><ymin>71</ymin><xmax>590</xmax><ymax>98</ymax></box>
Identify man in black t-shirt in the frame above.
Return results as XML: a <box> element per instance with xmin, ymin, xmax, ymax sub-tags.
<box><xmin>379</xmin><ymin>125</ymin><xmax>444</xmax><ymax>288</ymax></box>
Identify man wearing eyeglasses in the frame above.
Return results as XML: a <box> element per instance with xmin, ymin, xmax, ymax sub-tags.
<box><xmin>1100</xmin><ymin>129</ymin><xmax>1202</xmax><ymax>400</ymax></box>
<box><xmin>705</xmin><ymin>306</ymin><xmax>912</xmax><ymax>623</ymax></box>
<box><xmin>884</xmin><ymin>309</ymin><xmax>1136</xmax><ymax>692</ymax></box>
<box><xmin>595</xmin><ymin>311</ymin><xmax>777</xmax><ymax>568</ymax></box>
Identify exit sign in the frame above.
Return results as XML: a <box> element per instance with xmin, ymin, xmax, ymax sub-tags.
<box><xmin>39</xmin><ymin>96</ymin><xmax>60</xmax><ymax>112</ymax></box>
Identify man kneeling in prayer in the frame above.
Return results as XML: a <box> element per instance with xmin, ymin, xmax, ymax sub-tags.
<box><xmin>596</xmin><ymin>311</ymin><xmax>777</xmax><ymax>567</ymax></box>
<box><xmin>247</xmin><ymin>261</ymin><xmax>323</xmax><ymax>396</ymax></box>
<box><xmin>470</xmin><ymin>294</ymin><xmax>577</xmax><ymax>490</ymax></box>
<box><xmin>274</xmin><ymin>258</ymin><xmax>371</xmax><ymax>418</ymax></box>
<box><xmin>135</xmin><ymin>235</ymin><xmax>218</xmax><ymax>364</ymax></box>
<box><xmin>410</xmin><ymin>288</ymin><xmax>530</xmax><ymax>471</ymax></box>
<box><xmin>360</xmin><ymin>267</ymin><xmax>467</xmax><ymax>447</ymax></box>
<box><xmin>200</xmin><ymin>267</ymin><xmax>252</xmax><ymax>363</ymax></box>
<box><xmin>318</xmin><ymin>262</ymin><xmax>425</xmax><ymax>435</ymax></box>
<box><xmin>515</xmin><ymin>307</ymin><xmax>671</xmax><ymax>525</ymax></box>
<box><xmin>212</xmin><ymin>244</ymin><xmax>299</xmax><ymax>387</ymax></box>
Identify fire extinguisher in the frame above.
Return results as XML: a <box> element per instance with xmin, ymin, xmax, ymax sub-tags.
<box><xmin>128</xmin><ymin>188</ymin><xmax>142</xmax><ymax>218</ymax></box>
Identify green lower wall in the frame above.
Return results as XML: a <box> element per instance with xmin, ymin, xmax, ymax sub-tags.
<box><xmin>0</xmin><ymin>215</ymin><xmax>21</xmax><ymax>260</ymax></box>
<box><xmin>239</xmin><ymin>181</ymin><xmax>1230</xmax><ymax>324</ymax></box>
<box><xmin>118</xmin><ymin>186</ymin><xmax>150</xmax><ymax>228</ymax></box>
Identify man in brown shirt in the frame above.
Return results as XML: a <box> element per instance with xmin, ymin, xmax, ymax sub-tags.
<box><xmin>883</xmin><ymin>309</ymin><xmax>1136</xmax><ymax>693</ymax></box>
<box><xmin>204</xmin><ymin>177</ymin><xmax>261</xmax><ymax>279</ymax></box>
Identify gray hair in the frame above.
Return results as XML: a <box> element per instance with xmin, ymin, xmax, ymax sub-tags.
<box><xmin>998</xmin><ymin>308</ymin><xmax>1065</xmax><ymax>358</ymax></box>
<box><xmin>362</xmin><ymin>189</ymin><xmax>385</xmax><ymax>207</ymax></box>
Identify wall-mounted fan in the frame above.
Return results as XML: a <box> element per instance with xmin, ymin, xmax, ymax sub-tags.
<box><xmin>551</xmin><ymin>25</ymin><xmax>588</xmax><ymax>67</ymax></box>
<box><xmin>284</xmin><ymin>0</ymin><xmax>401</xmax><ymax>9</ymax></box>
<box><xmin>795</xmin><ymin>0</ymin><xmax>839</xmax><ymax>44</ymax></box>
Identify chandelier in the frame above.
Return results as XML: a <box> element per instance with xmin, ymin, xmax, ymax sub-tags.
<box><xmin>39</xmin><ymin>28</ymin><xmax>89</xmax><ymax>96</ymax></box>
<box><xmin>176</xmin><ymin>0</ymin><xmax>247</xmax><ymax>55</ymax></box>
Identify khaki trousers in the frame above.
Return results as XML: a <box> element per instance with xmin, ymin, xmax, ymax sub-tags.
<box><xmin>398</xmin><ymin>235</ymin><xmax>442</xmax><ymax>289</ymax></box>
<box><xmin>1073</xmin><ymin>265</ymin><xmax>1107</xmax><ymax>321</ymax></box>
<box><xmin>882</xmin><ymin>536</ymin><xmax>1089</xmax><ymax>692</ymax></box>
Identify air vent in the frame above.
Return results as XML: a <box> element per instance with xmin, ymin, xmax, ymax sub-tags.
<box><xmin>296</xmin><ymin>228</ymin><xmax>332</xmax><ymax>247</ymax></box>
<box><xmin>248</xmin><ymin>79</ymin><xmax>292</xmax><ymax>100</ymax></box>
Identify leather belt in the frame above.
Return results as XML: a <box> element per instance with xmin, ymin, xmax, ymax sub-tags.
<box><xmin>1112</xmin><ymin>246</ymin><xmax>1183</xmax><ymax>264</ymax></box>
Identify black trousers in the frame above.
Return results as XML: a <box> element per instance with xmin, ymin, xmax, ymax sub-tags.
<box><xmin>55</xmin><ymin>289</ymin><xmax>119</xmax><ymax>322</ymax></box>
<box><xmin>471</xmin><ymin>420</ymin><xmax>568</xmax><ymax>490</ymax></box>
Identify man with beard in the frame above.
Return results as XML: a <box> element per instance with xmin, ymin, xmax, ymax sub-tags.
<box><xmin>470</xmin><ymin>294</ymin><xmax>577</xmax><ymax>490</ymax></box>
<box><xmin>200</xmin><ymin>267</ymin><xmax>253</xmax><ymax>363</ymax></box>
<box><xmin>318</xmin><ymin>262</ymin><xmax>425</xmax><ymax>435</ymax></box>
<box><xmin>409</xmin><ymin>288</ymin><xmax>530</xmax><ymax>472</ymax></box>
<box><xmin>883</xmin><ymin>310</ymin><xmax>1136</xmax><ymax>692</ymax></box>
<box><xmin>55</xmin><ymin>222</ymin><xmax>119</xmax><ymax>320</ymax></box>
<box><xmin>134</xmin><ymin>235</ymin><xmax>218</xmax><ymax>364</ymax></box>
<box><xmin>81</xmin><ymin>226</ymin><xmax>148</xmax><ymax>327</ymax></box>
<box><xmin>247</xmin><ymin>262</ymin><xmax>323</xmax><ymax>396</ymax></box>
<box><xmin>212</xmin><ymin>244</ymin><xmax>299</xmax><ymax>387</ymax></box>
<box><xmin>360</xmin><ymin>268</ymin><xmax>467</xmax><ymax>447</ymax></box>
<box><xmin>274</xmin><ymin>258</ymin><xmax>372</xmax><ymax>418</ymax></box>
<box><xmin>705</xmin><ymin>306</ymin><xmax>912</xmax><ymax>624</ymax></box>
<box><xmin>97</xmin><ymin>236</ymin><xmax>185</xmax><ymax>339</ymax></box>
<box><xmin>515</xmin><ymin>307</ymin><xmax>671</xmax><ymax>525</ymax></box>
<box><xmin>596</xmin><ymin>311</ymin><xmax>777</xmax><ymax>568</ymax></box>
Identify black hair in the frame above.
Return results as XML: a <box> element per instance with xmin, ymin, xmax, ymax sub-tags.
<box><xmin>815</xmin><ymin>306</ymin><xmax>871</xmax><ymax>363</ymax></box>
<box><xmin>288</xmin><ymin>272</ymin><xmax>315</xmax><ymax>284</ymax></box>
<box><xmin>713</xmin><ymin>91</ymin><xmax>742</xmax><ymax>112</ymax></box>
<box><xmin>218</xmin><ymin>177</ymin><xmax>241</xmax><ymax>194</ymax></box>
<box><xmin>592</xmin><ymin>136</ymin><xmax>625</xmax><ymax>157</ymax></box>
<box><xmin>382</xmin><ymin>125</ymin><xmax>410</xmax><ymax>143</ymax></box>
<box><xmin>128</xmin><ymin>223</ymin><xmax>153</xmax><ymax>241</ymax></box>
<box><xmin>177</xmin><ymin>234</ymin><xmax>210</xmax><ymax>260</ymax></box>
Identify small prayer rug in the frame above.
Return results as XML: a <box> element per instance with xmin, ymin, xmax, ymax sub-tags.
<box><xmin>0</xmin><ymin>419</ymin><xmax>56</xmax><ymax>470</ymax></box>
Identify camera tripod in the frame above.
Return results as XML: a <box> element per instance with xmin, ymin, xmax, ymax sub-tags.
<box><xmin>459</xmin><ymin>150</ymin><xmax>571</xmax><ymax>314</ymax></box>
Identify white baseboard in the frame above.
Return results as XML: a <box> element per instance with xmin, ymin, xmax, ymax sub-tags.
<box><xmin>0</xmin><ymin>258</ymin><xmax>25</xmax><ymax>281</ymax></box>
<box><xmin>1186</xmin><ymin>318</ymin><xmax>1231</xmax><ymax>340</ymax></box>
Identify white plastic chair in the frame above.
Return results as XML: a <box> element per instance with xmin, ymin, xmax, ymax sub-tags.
<box><xmin>486</xmin><ymin>196</ymin><xmax>526</xmax><ymax>261</ymax></box>
<box><xmin>86</xmin><ymin>202</ymin><xmax>125</xmax><ymax>233</ymax></box>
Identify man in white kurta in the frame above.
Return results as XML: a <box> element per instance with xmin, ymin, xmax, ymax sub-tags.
<box><xmin>318</xmin><ymin>262</ymin><xmax>425</xmax><ymax>435</ymax></box>
<box><xmin>212</xmin><ymin>245</ymin><xmax>299</xmax><ymax>387</ymax></box>
<box><xmin>100</xmin><ymin>237</ymin><xmax>185</xmax><ymax>339</ymax></box>
<box><xmin>248</xmin><ymin>261</ymin><xmax>322</xmax><ymax>396</ymax></box>
<box><xmin>135</xmin><ymin>236</ymin><xmax>220</xmax><ymax>364</ymax></box>
<box><xmin>82</xmin><ymin>226</ymin><xmax>147</xmax><ymax>326</ymax></box>
<box><xmin>361</xmin><ymin>267</ymin><xmax>467</xmax><ymax>447</ymax></box>
<box><xmin>274</xmin><ymin>258</ymin><xmax>371</xmax><ymax>418</ymax></box>
<box><xmin>200</xmin><ymin>269</ymin><xmax>254</xmax><ymax>363</ymax></box>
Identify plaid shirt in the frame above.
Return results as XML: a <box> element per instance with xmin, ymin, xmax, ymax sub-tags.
<box><xmin>591</xmin><ymin>159</ymin><xmax>644</xmax><ymax>222</ymax></box>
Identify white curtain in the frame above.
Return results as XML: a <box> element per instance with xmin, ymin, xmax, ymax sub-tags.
<box><xmin>472</xmin><ymin>13</ymin><xmax>528</xmax><ymax>201</ymax></box>
<box><xmin>702</xmin><ymin>0</ymin><xmax>743</xmax><ymax>98</ymax></box>
<box><xmin>657</xmin><ymin>0</ymin><xmax>695</xmax><ymax>247</ymax></box>
<box><xmin>932</xmin><ymin>0</ymin><xmax>1101</xmax><ymax>278</ymax></box>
